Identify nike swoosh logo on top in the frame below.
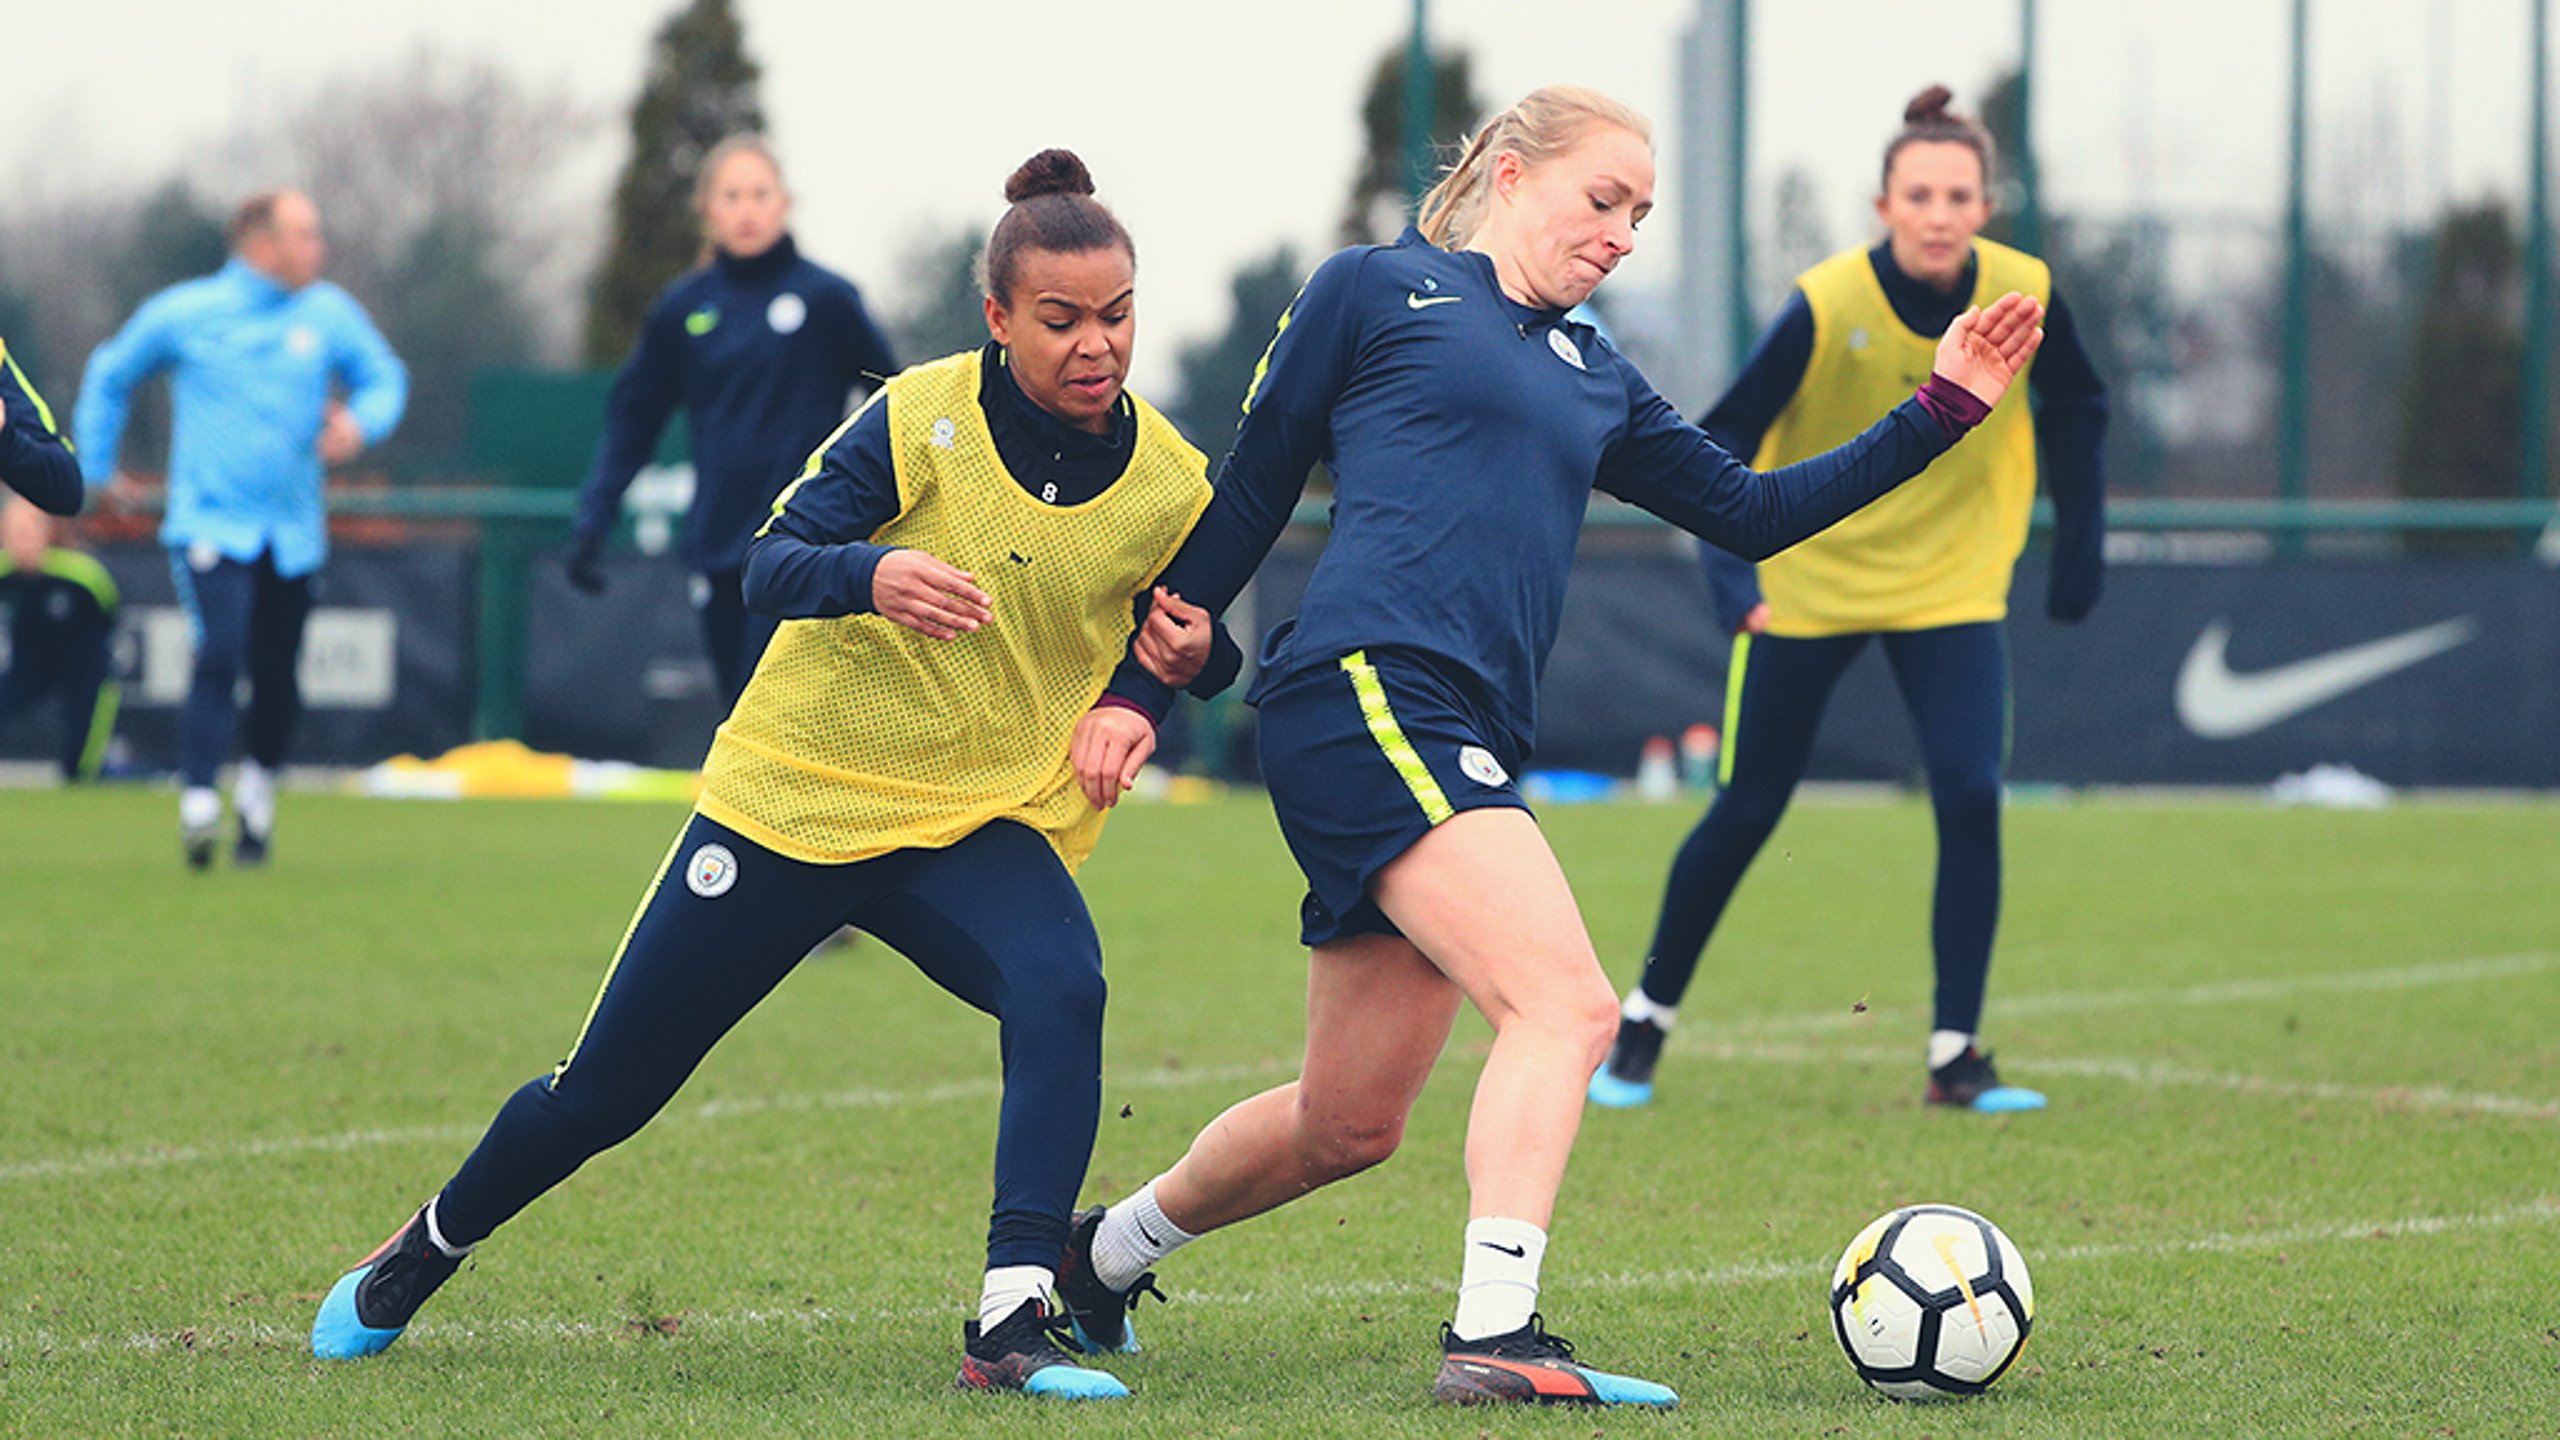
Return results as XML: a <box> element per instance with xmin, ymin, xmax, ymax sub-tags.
<box><xmin>2174</xmin><ymin>616</ymin><xmax>2477</xmax><ymax>739</ymax></box>
<box><xmin>1407</xmin><ymin>292</ymin><xmax>1463</xmax><ymax>309</ymax></box>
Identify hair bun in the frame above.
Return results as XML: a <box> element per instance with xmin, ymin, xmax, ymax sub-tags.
<box><xmin>1004</xmin><ymin>149</ymin><xmax>1096</xmax><ymax>204</ymax></box>
<box><xmin>1904</xmin><ymin>85</ymin><xmax>1956</xmax><ymax>125</ymax></box>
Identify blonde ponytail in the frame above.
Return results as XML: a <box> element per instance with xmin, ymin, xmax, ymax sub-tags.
<box><xmin>1415</xmin><ymin>85</ymin><xmax>1653</xmax><ymax>249</ymax></box>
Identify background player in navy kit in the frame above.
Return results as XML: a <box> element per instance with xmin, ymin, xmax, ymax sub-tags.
<box><xmin>1591</xmin><ymin>86</ymin><xmax>2109</xmax><ymax>1115</ymax></box>
<box><xmin>312</xmin><ymin>151</ymin><xmax>1234</xmax><ymax>1400</ymax></box>
<box><xmin>0</xmin><ymin>496</ymin><xmax>119</xmax><ymax>781</ymax></box>
<box><xmin>0</xmin><ymin>338</ymin><xmax>83</xmax><ymax>516</ymax></box>
<box><xmin>568</xmin><ymin>134</ymin><xmax>900</xmax><ymax>706</ymax></box>
<box><xmin>1053</xmin><ymin>85</ymin><xmax>2044</xmax><ymax>1409</ymax></box>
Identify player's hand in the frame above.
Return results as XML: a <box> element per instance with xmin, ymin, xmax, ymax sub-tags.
<box><xmin>1932</xmin><ymin>290</ymin><xmax>2044</xmax><ymax>408</ymax></box>
<box><xmin>871</xmin><ymin>548</ymin><xmax>991</xmax><ymax>640</ymax></box>
<box><xmin>1070</xmin><ymin>703</ymin><xmax>1156</xmax><ymax>810</ymax></box>
<box><xmin>1737</xmin><ymin>602</ymin><xmax>1771</xmax><ymax>636</ymax></box>
<box><xmin>564</xmin><ymin>532</ymin><xmax>608</xmax><ymax>595</ymax></box>
<box><xmin>102</xmin><ymin>472</ymin><xmax>151</xmax><ymax>513</ymax></box>
<box><xmin>1134</xmin><ymin>586</ymin><xmax>1215</xmax><ymax>687</ymax></box>
<box><xmin>317</xmin><ymin>402</ymin><xmax>365</xmax><ymax>465</ymax></box>
<box><xmin>2046</xmin><ymin>560</ymin><xmax>2103</xmax><ymax>624</ymax></box>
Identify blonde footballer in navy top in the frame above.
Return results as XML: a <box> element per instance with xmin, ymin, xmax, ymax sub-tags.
<box><xmin>1052</xmin><ymin>86</ymin><xmax>2045</xmax><ymax>1408</ymax></box>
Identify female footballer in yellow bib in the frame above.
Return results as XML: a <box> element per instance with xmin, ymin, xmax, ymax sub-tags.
<box><xmin>311</xmin><ymin>150</ymin><xmax>1235</xmax><ymax>1400</ymax></box>
<box><xmin>1591</xmin><ymin>86</ymin><xmax>2110</xmax><ymax>1114</ymax></box>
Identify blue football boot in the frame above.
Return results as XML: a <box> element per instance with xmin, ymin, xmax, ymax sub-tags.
<box><xmin>1431</xmin><ymin>1315</ymin><xmax>1679</xmax><ymax>1408</ymax></box>
<box><xmin>954</xmin><ymin>1296</ymin><xmax>1130</xmax><ymax>1399</ymax></box>
<box><xmin>1585</xmin><ymin>1017</ymin><xmax>1665</xmax><ymax>1109</ymax></box>
<box><xmin>311</xmin><ymin>1204</ymin><xmax>462</xmax><ymax>1359</ymax></box>
<box><xmin>1927</xmin><ymin>1046</ymin><xmax>2047</xmax><ymax>1113</ymax></box>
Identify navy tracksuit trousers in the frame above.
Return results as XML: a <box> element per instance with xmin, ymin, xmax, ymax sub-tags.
<box><xmin>1639</xmin><ymin>621</ymin><xmax>2008</xmax><ymax>1036</ymax></box>
<box><xmin>437</xmin><ymin>813</ymin><xmax>1108</xmax><ymax>1273</ymax></box>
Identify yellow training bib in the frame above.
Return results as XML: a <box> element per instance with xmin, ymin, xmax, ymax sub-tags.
<box><xmin>698</xmin><ymin>350</ymin><xmax>1210</xmax><ymax>871</ymax></box>
<box><xmin>1752</xmin><ymin>239</ymin><xmax>2047</xmax><ymax>636</ymax></box>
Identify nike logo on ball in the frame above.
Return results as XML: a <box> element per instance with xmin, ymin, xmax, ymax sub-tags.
<box><xmin>2174</xmin><ymin>616</ymin><xmax>2476</xmax><ymax>739</ymax></box>
<box><xmin>1407</xmin><ymin>292</ymin><xmax>1463</xmax><ymax>309</ymax></box>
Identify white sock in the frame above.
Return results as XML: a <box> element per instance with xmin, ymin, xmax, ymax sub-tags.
<box><xmin>1091</xmin><ymin>1177</ymin><xmax>1199</xmax><ymax>1292</ymax></box>
<box><xmin>180</xmin><ymin>786</ymin><xmax>222</xmax><ymax>833</ymax></box>
<box><xmin>1928</xmin><ymin>1030</ymin><xmax>1974</xmax><ymax>1071</ymax></box>
<box><xmin>977</xmin><ymin>1264</ymin><xmax>1055</xmax><ymax>1334</ymax></box>
<box><xmin>1622</xmin><ymin>986</ymin><xmax>1677</xmax><ymax>1031</ymax></box>
<box><xmin>1452</xmin><ymin>1216</ymin><xmax>1548</xmax><ymax>1341</ymax></box>
<box><xmin>233</xmin><ymin>761</ymin><xmax>275</xmax><ymax>838</ymax></box>
<box><xmin>422</xmin><ymin>1196</ymin><xmax>475</xmax><ymax>1259</ymax></box>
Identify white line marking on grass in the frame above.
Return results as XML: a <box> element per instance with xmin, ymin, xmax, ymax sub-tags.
<box><xmin>1725</xmin><ymin>951</ymin><xmax>2560</xmax><ymax>1037</ymax></box>
<box><xmin>17</xmin><ymin>1198</ymin><xmax>2555</xmax><ymax>1359</ymax></box>
<box><xmin>1681</xmin><ymin>1039</ymin><xmax>2560</xmax><ymax>1122</ymax></box>
<box><xmin>0</xmin><ymin>1123</ymin><xmax>491</xmax><ymax>1184</ymax></box>
<box><xmin>10</xmin><ymin>952</ymin><xmax>2555</xmax><ymax>1186</ymax></box>
<box><xmin>15</xmin><ymin>944</ymin><xmax>2554</xmax><ymax>1188</ymax></box>
<box><xmin>0</xmin><ymin>1058</ymin><xmax>1305</xmax><ymax>1186</ymax></box>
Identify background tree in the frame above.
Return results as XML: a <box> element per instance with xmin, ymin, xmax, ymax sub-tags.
<box><xmin>111</xmin><ymin>180</ymin><xmax>228</xmax><ymax>314</ymax></box>
<box><xmin>2395</xmin><ymin>202</ymin><xmax>2522</xmax><ymax>548</ymax></box>
<box><xmin>582</xmin><ymin>0</ymin><xmax>765</xmax><ymax>364</ymax></box>
<box><xmin>1339</xmin><ymin>46</ymin><xmax>1482</xmax><ymax>246</ymax></box>
<box><xmin>81</xmin><ymin>181</ymin><xmax>230</xmax><ymax>472</ymax></box>
<box><xmin>1168</xmin><ymin>246</ymin><xmax>1306</xmax><ymax>474</ymax></box>
<box><xmin>253</xmin><ymin>50</ymin><xmax>595</xmax><ymax>467</ymax></box>
<box><xmin>1970</xmin><ymin>66</ymin><xmax>2187</xmax><ymax>496</ymax></box>
<box><xmin>884</xmin><ymin>225</ymin><xmax>991</xmax><ymax>366</ymax></box>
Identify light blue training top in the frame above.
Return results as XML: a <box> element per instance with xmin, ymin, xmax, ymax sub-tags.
<box><xmin>76</xmin><ymin>257</ymin><xmax>407</xmax><ymax>578</ymax></box>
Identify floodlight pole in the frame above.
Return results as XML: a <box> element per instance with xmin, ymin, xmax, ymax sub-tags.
<box><xmin>1407</xmin><ymin>0</ymin><xmax>1434</xmax><ymax>209</ymax></box>
<box><xmin>2015</xmin><ymin>0</ymin><xmax>2043</xmax><ymax>258</ymax></box>
<box><xmin>2278</xmin><ymin>0</ymin><xmax>2311</xmax><ymax>556</ymax></box>
<box><xmin>2524</xmin><ymin>0</ymin><xmax>2552</xmax><ymax>505</ymax></box>
<box><xmin>1728</xmin><ymin>0</ymin><xmax>1753</xmax><ymax>367</ymax></box>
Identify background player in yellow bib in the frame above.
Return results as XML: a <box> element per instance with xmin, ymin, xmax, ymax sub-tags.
<box><xmin>312</xmin><ymin>149</ymin><xmax>1236</xmax><ymax>1401</ymax></box>
<box><xmin>1592</xmin><ymin>86</ymin><xmax>2109</xmax><ymax>1114</ymax></box>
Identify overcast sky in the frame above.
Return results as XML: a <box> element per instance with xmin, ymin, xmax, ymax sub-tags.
<box><xmin>7</xmin><ymin>2</ymin><xmax>2546</xmax><ymax>396</ymax></box>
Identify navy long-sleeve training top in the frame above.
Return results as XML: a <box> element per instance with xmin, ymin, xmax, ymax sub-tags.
<box><xmin>1102</xmin><ymin>227</ymin><xmax>1974</xmax><ymax>756</ymax></box>
<box><xmin>575</xmin><ymin>235</ymin><xmax>898</xmax><ymax>575</ymax></box>
<box><xmin>1698</xmin><ymin>239</ymin><xmax>2110</xmax><ymax>633</ymax></box>
<box><xmin>0</xmin><ymin>342</ymin><xmax>82</xmax><ymax>516</ymax></box>
<box><xmin>742</xmin><ymin>342</ymin><xmax>1240</xmax><ymax>698</ymax></box>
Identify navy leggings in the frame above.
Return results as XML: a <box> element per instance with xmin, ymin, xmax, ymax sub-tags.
<box><xmin>0</xmin><ymin>606</ymin><xmax>116</xmax><ymax>780</ymax></box>
<box><xmin>1637</xmin><ymin>622</ymin><xmax>2008</xmax><ymax>1036</ymax></box>
<box><xmin>438</xmin><ymin>814</ymin><xmax>1107</xmax><ymax>1271</ymax></box>
<box><xmin>170</xmin><ymin>549</ymin><xmax>313</xmax><ymax>788</ymax></box>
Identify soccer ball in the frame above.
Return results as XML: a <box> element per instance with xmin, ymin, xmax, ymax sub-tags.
<box><xmin>1829</xmin><ymin>1203</ymin><xmax>2034</xmax><ymax>1401</ymax></box>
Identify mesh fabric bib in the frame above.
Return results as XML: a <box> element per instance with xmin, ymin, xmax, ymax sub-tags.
<box><xmin>699</xmin><ymin>351</ymin><xmax>1209</xmax><ymax>870</ymax></box>
<box><xmin>1753</xmin><ymin>238</ymin><xmax>2048</xmax><ymax>636</ymax></box>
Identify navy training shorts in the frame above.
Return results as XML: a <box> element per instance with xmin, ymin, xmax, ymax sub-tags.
<box><xmin>1252</xmin><ymin>645</ymin><xmax>1530</xmax><ymax>947</ymax></box>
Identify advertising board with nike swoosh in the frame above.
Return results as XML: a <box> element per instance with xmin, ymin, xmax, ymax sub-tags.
<box><xmin>1237</xmin><ymin>544</ymin><xmax>2560</xmax><ymax>788</ymax></box>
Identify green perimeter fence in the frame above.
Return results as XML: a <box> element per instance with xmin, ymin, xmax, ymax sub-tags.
<box><xmin>293</xmin><ymin>487</ymin><xmax>2560</xmax><ymax>744</ymax></box>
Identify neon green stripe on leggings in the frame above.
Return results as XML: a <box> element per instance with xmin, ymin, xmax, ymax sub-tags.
<box><xmin>1717</xmin><ymin>631</ymin><xmax>1752</xmax><ymax>788</ymax></box>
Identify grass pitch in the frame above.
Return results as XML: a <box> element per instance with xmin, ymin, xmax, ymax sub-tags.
<box><xmin>2</xmin><ymin>786</ymin><xmax>2555</xmax><ymax>1437</ymax></box>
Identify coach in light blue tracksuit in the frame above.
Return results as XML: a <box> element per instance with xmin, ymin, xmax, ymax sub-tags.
<box><xmin>76</xmin><ymin>188</ymin><xmax>407</xmax><ymax>869</ymax></box>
